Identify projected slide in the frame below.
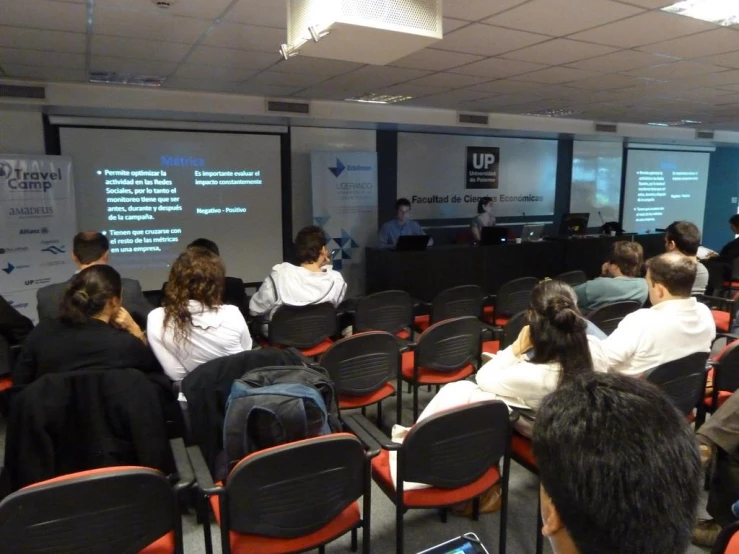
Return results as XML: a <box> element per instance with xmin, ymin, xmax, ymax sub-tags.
<box><xmin>570</xmin><ymin>140</ymin><xmax>623</xmax><ymax>227</ymax></box>
<box><xmin>61</xmin><ymin>128</ymin><xmax>282</xmax><ymax>289</ymax></box>
<box><xmin>622</xmin><ymin>149</ymin><xmax>710</xmax><ymax>234</ymax></box>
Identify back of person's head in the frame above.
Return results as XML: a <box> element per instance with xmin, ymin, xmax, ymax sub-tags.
<box><xmin>533</xmin><ymin>372</ymin><xmax>701</xmax><ymax>554</ymax></box>
<box><xmin>527</xmin><ymin>279</ymin><xmax>593</xmax><ymax>382</ymax></box>
<box><xmin>730</xmin><ymin>214</ymin><xmax>739</xmax><ymax>228</ymax></box>
<box><xmin>610</xmin><ymin>241</ymin><xmax>643</xmax><ymax>277</ymax></box>
<box><xmin>646</xmin><ymin>252</ymin><xmax>695</xmax><ymax>298</ymax></box>
<box><xmin>163</xmin><ymin>247</ymin><xmax>225</xmax><ymax>345</ymax></box>
<box><xmin>60</xmin><ymin>264</ymin><xmax>122</xmax><ymax>325</ymax></box>
<box><xmin>665</xmin><ymin>221</ymin><xmax>701</xmax><ymax>256</ymax></box>
<box><xmin>187</xmin><ymin>238</ymin><xmax>219</xmax><ymax>256</ymax></box>
<box><xmin>295</xmin><ymin>225</ymin><xmax>327</xmax><ymax>264</ymax></box>
<box><xmin>477</xmin><ymin>196</ymin><xmax>493</xmax><ymax>214</ymax></box>
<box><xmin>396</xmin><ymin>198</ymin><xmax>411</xmax><ymax>210</ymax></box>
<box><xmin>73</xmin><ymin>231</ymin><xmax>109</xmax><ymax>265</ymax></box>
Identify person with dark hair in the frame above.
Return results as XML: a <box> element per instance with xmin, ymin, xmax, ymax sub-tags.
<box><xmin>378</xmin><ymin>198</ymin><xmax>431</xmax><ymax>248</ymax></box>
<box><xmin>590</xmin><ymin>252</ymin><xmax>714</xmax><ymax>376</ymax></box>
<box><xmin>470</xmin><ymin>196</ymin><xmax>496</xmax><ymax>242</ymax></box>
<box><xmin>14</xmin><ymin>265</ymin><xmax>159</xmax><ymax>386</ymax></box>
<box><xmin>36</xmin><ymin>231</ymin><xmax>153</xmax><ymax>326</ymax></box>
<box><xmin>717</xmin><ymin>214</ymin><xmax>739</xmax><ymax>262</ymax></box>
<box><xmin>148</xmin><ymin>247</ymin><xmax>252</xmax><ymax>381</ymax></box>
<box><xmin>533</xmin><ymin>372</ymin><xmax>701</xmax><ymax>554</ymax></box>
<box><xmin>665</xmin><ymin>220</ymin><xmax>709</xmax><ymax>294</ymax></box>
<box><xmin>249</xmin><ymin>226</ymin><xmax>346</xmax><ymax>331</ymax></box>
<box><xmin>572</xmin><ymin>241</ymin><xmax>647</xmax><ymax>313</ymax></box>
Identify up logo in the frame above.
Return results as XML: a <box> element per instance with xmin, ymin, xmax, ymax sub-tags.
<box><xmin>466</xmin><ymin>146</ymin><xmax>500</xmax><ymax>190</ymax></box>
<box><xmin>471</xmin><ymin>152</ymin><xmax>497</xmax><ymax>170</ymax></box>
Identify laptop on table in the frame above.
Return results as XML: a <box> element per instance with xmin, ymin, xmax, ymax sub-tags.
<box><xmin>559</xmin><ymin>212</ymin><xmax>590</xmax><ymax>237</ymax></box>
<box><xmin>480</xmin><ymin>227</ymin><xmax>508</xmax><ymax>245</ymax></box>
<box><xmin>395</xmin><ymin>235</ymin><xmax>431</xmax><ymax>251</ymax></box>
<box><xmin>521</xmin><ymin>223</ymin><xmax>545</xmax><ymax>241</ymax></box>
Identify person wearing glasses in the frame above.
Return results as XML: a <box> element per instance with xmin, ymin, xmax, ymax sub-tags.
<box><xmin>377</xmin><ymin>198</ymin><xmax>432</xmax><ymax>248</ymax></box>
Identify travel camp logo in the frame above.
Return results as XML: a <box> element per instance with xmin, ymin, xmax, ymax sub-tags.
<box><xmin>1</xmin><ymin>162</ymin><xmax>61</xmax><ymax>192</ymax></box>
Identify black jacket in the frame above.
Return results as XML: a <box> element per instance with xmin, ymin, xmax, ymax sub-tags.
<box><xmin>0</xmin><ymin>295</ymin><xmax>33</xmax><ymax>345</ymax></box>
<box><xmin>181</xmin><ymin>348</ymin><xmax>304</xmax><ymax>473</ymax></box>
<box><xmin>4</xmin><ymin>368</ymin><xmax>170</xmax><ymax>490</ymax></box>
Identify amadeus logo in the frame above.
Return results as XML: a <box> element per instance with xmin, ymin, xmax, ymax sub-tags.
<box><xmin>0</xmin><ymin>246</ymin><xmax>30</xmax><ymax>254</ymax></box>
<box><xmin>10</xmin><ymin>206</ymin><xmax>54</xmax><ymax>218</ymax></box>
<box><xmin>42</xmin><ymin>245</ymin><xmax>66</xmax><ymax>255</ymax></box>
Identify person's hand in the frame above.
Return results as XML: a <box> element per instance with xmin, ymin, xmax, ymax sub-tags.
<box><xmin>511</xmin><ymin>325</ymin><xmax>533</xmax><ymax>357</ymax></box>
<box><xmin>601</xmin><ymin>261</ymin><xmax>611</xmax><ymax>276</ymax></box>
<box><xmin>111</xmin><ymin>307</ymin><xmax>146</xmax><ymax>341</ymax></box>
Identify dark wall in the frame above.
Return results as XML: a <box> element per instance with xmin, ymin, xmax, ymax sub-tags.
<box><xmin>702</xmin><ymin>147</ymin><xmax>739</xmax><ymax>251</ymax></box>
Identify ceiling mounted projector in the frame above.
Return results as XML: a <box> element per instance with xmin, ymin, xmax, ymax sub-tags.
<box><xmin>283</xmin><ymin>0</ymin><xmax>442</xmax><ymax>65</ymax></box>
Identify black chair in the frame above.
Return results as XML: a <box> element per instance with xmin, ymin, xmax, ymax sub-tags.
<box><xmin>265</xmin><ymin>303</ymin><xmax>338</xmax><ymax>358</ymax></box>
<box><xmin>347</xmin><ymin>402</ymin><xmax>511</xmax><ymax>554</ymax></box>
<box><xmin>354</xmin><ymin>290</ymin><xmax>413</xmax><ymax>339</ymax></box>
<box><xmin>554</xmin><ymin>270</ymin><xmax>587</xmax><ymax>287</ymax></box>
<box><xmin>0</xmin><ymin>440</ymin><xmax>192</xmax><ymax>554</ymax></box>
<box><xmin>402</xmin><ymin>316</ymin><xmax>483</xmax><ymax>422</ymax></box>
<box><xmin>586</xmin><ymin>300</ymin><xmax>641</xmax><ymax>335</ymax></box>
<box><xmin>415</xmin><ymin>285</ymin><xmax>484</xmax><ymax>332</ymax></box>
<box><xmin>644</xmin><ymin>352</ymin><xmax>709</xmax><ymax>417</ymax></box>
<box><xmin>490</xmin><ymin>277</ymin><xmax>538</xmax><ymax>326</ymax></box>
<box><xmin>189</xmin><ymin>433</ymin><xmax>377</xmax><ymax>554</ymax></box>
<box><xmin>698</xmin><ymin>334</ymin><xmax>739</xmax><ymax>426</ymax></box>
<box><xmin>320</xmin><ymin>331</ymin><xmax>404</xmax><ymax>425</ymax></box>
<box><xmin>500</xmin><ymin>311</ymin><xmax>528</xmax><ymax>350</ymax></box>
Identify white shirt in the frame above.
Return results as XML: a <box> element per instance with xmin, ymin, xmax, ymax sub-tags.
<box><xmin>147</xmin><ymin>300</ymin><xmax>252</xmax><ymax>381</ymax></box>
<box><xmin>589</xmin><ymin>298</ymin><xmax>715</xmax><ymax>377</ymax></box>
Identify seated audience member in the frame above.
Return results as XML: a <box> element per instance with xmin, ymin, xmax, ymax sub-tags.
<box><xmin>572</xmin><ymin>241</ymin><xmax>647</xmax><ymax>313</ymax></box>
<box><xmin>665</xmin><ymin>220</ymin><xmax>709</xmax><ymax>294</ymax></box>
<box><xmin>249</xmin><ymin>225</ymin><xmax>346</xmax><ymax>329</ymax></box>
<box><xmin>589</xmin><ymin>252</ymin><xmax>715</xmax><ymax>376</ymax></box>
<box><xmin>470</xmin><ymin>196</ymin><xmax>496</xmax><ymax>242</ymax></box>
<box><xmin>15</xmin><ymin>265</ymin><xmax>159</xmax><ymax>386</ymax></box>
<box><xmin>0</xmin><ymin>294</ymin><xmax>33</xmax><ymax>345</ymax></box>
<box><xmin>37</xmin><ymin>231</ymin><xmax>153</xmax><ymax>326</ymax></box>
<box><xmin>533</xmin><ymin>372</ymin><xmax>701</xmax><ymax>554</ymax></box>
<box><xmin>148</xmin><ymin>247</ymin><xmax>252</xmax><ymax>382</ymax></box>
<box><xmin>717</xmin><ymin>214</ymin><xmax>739</xmax><ymax>263</ymax></box>
<box><xmin>378</xmin><ymin>198</ymin><xmax>432</xmax><ymax>248</ymax></box>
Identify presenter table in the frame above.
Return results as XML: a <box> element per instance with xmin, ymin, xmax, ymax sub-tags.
<box><xmin>365</xmin><ymin>233</ymin><xmax>665</xmax><ymax>301</ymax></box>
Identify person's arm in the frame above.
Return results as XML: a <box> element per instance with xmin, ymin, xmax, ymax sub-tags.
<box><xmin>475</xmin><ymin>347</ymin><xmax>556</xmax><ymax>408</ymax></box>
<box><xmin>248</xmin><ymin>274</ymin><xmax>277</xmax><ymax>316</ymax></box>
<box><xmin>230</xmin><ymin>308</ymin><xmax>253</xmax><ymax>351</ymax></box>
<box><xmin>589</xmin><ymin>312</ymin><xmax>642</xmax><ymax>373</ymax></box>
<box><xmin>572</xmin><ymin>282</ymin><xmax>589</xmax><ymax>312</ymax></box>
<box><xmin>12</xmin><ymin>330</ymin><xmax>38</xmax><ymax>386</ymax></box>
<box><xmin>146</xmin><ymin>317</ymin><xmax>186</xmax><ymax>380</ymax></box>
<box><xmin>378</xmin><ymin>222</ymin><xmax>394</xmax><ymax>249</ymax></box>
<box><xmin>0</xmin><ymin>296</ymin><xmax>33</xmax><ymax>344</ymax></box>
<box><xmin>329</xmin><ymin>273</ymin><xmax>348</xmax><ymax>307</ymax></box>
<box><xmin>470</xmin><ymin>217</ymin><xmax>482</xmax><ymax>242</ymax></box>
<box><xmin>124</xmin><ymin>280</ymin><xmax>154</xmax><ymax>327</ymax></box>
<box><xmin>112</xmin><ymin>307</ymin><xmax>147</xmax><ymax>344</ymax></box>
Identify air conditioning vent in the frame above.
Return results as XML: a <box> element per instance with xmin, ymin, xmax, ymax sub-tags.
<box><xmin>458</xmin><ymin>113</ymin><xmax>489</xmax><ymax>125</ymax></box>
<box><xmin>696</xmin><ymin>130</ymin><xmax>714</xmax><ymax>140</ymax></box>
<box><xmin>595</xmin><ymin>122</ymin><xmax>618</xmax><ymax>133</ymax></box>
<box><xmin>266</xmin><ymin>100</ymin><xmax>310</xmax><ymax>114</ymax></box>
<box><xmin>0</xmin><ymin>84</ymin><xmax>46</xmax><ymax>99</ymax></box>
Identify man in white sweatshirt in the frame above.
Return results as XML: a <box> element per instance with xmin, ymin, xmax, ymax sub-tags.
<box><xmin>590</xmin><ymin>252</ymin><xmax>715</xmax><ymax>377</ymax></box>
<box><xmin>249</xmin><ymin>225</ymin><xmax>347</xmax><ymax>333</ymax></box>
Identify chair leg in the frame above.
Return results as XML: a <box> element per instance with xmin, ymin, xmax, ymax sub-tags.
<box><xmin>351</xmin><ymin>527</ymin><xmax>358</xmax><ymax>552</ymax></box>
<box><xmin>439</xmin><ymin>507</ymin><xmax>448</xmax><ymax>523</ymax></box>
<box><xmin>376</xmin><ymin>400</ymin><xmax>383</xmax><ymax>427</ymax></box>
<box><xmin>472</xmin><ymin>496</ymin><xmax>480</xmax><ymax>521</ymax></box>
<box><xmin>361</xmin><ymin>406</ymin><xmax>366</xmax><ymax>417</ymax></box>
<box><xmin>396</xmin><ymin>503</ymin><xmax>405</xmax><ymax>554</ymax></box>
<box><xmin>319</xmin><ymin>546</ymin><xmax>326</xmax><ymax>554</ymax></box>
<box><xmin>435</xmin><ymin>384</ymin><xmax>440</xmax><ymax>393</ymax></box>
<box><xmin>396</xmin><ymin>384</ymin><xmax>403</xmax><ymax>427</ymax></box>
<box><xmin>198</xmin><ymin>495</ymin><xmax>213</xmax><ymax>554</ymax></box>
<box><xmin>413</xmin><ymin>384</ymin><xmax>419</xmax><ymax>422</ymax></box>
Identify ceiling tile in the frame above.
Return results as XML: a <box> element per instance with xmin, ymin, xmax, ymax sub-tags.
<box><xmin>639</xmin><ymin>28</ymin><xmax>739</xmax><ymax>60</ymax></box>
<box><xmin>566</xmin><ymin>50</ymin><xmax>678</xmax><ymax>72</ymax></box>
<box><xmin>94</xmin><ymin>6</ymin><xmax>213</xmax><ymax>43</ymax></box>
<box><xmin>92</xmin><ymin>35</ymin><xmax>192</xmax><ymax>63</ymax></box>
<box><xmin>436</xmin><ymin>24</ymin><xmax>549</xmax><ymax>56</ymax></box>
<box><xmin>0</xmin><ymin>27</ymin><xmax>85</xmax><ymax>54</ymax></box>
<box><xmin>468</xmin><ymin>79</ymin><xmax>549</xmax><ymax>94</ymax></box>
<box><xmin>245</xmin><ymin>70</ymin><xmax>326</xmax><ymax>88</ymax></box>
<box><xmin>225</xmin><ymin>0</ymin><xmax>287</xmax><ymax>28</ymax></box>
<box><xmin>1</xmin><ymin>64</ymin><xmax>87</xmax><ymax>82</ymax></box>
<box><xmin>626</xmin><ymin>60</ymin><xmax>726</xmax><ymax>79</ymax></box>
<box><xmin>443</xmin><ymin>0</ymin><xmax>530</xmax><ymax>21</ymax></box>
<box><xmin>501</xmin><ymin>39</ymin><xmax>618</xmax><ymax>65</ymax></box>
<box><xmin>405</xmin><ymin>72</ymin><xmax>492</xmax><ymax>89</ymax></box>
<box><xmin>163</xmin><ymin>77</ymin><xmax>237</xmax><ymax>92</ymax></box>
<box><xmin>90</xmin><ymin>56</ymin><xmax>178</xmax><ymax>76</ymax></box>
<box><xmin>569</xmin><ymin>11</ymin><xmax>717</xmax><ymax>48</ymax></box>
<box><xmin>0</xmin><ymin>48</ymin><xmax>85</xmax><ymax>69</ymax></box>
<box><xmin>0</xmin><ymin>0</ymin><xmax>87</xmax><ymax>33</ymax></box>
<box><xmin>292</xmin><ymin>85</ymin><xmax>364</xmax><ymax>100</ymax></box>
<box><xmin>95</xmin><ymin>0</ymin><xmax>233</xmax><ymax>20</ymax></box>
<box><xmin>270</xmin><ymin>56</ymin><xmax>364</xmax><ymax>76</ymax></box>
<box><xmin>232</xmin><ymin>82</ymin><xmax>303</xmax><ymax>97</ymax></box>
<box><xmin>319</xmin><ymin>66</ymin><xmax>432</xmax><ymax>89</ymax></box>
<box><xmin>185</xmin><ymin>45</ymin><xmax>281</xmax><ymax>71</ymax></box>
<box><xmin>449</xmin><ymin>57</ymin><xmax>547</xmax><ymax>78</ymax></box>
<box><xmin>512</xmin><ymin>66</ymin><xmax>601</xmax><ymax>84</ymax></box>
<box><xmin>612</xmin><ymin>0</ymin><xmax>674</xmax><ymax>7</ymax></box>
<box><xmin>484</xmin><ymin>0</ymin><xmax>643</xmax><ymax>37</ymax></box>
<box><xmin>173</xmin><ymin>64</ymin><xmax>258</xmax><ymax>81</ymax></box>
<box><xmin>696</xmin><ymin>51</ymin><xmax>739</xmax><ymax>69</ymax></box>
<box><xmin>390</xmin><ymin>48</ymin><xmax>485</xmax><ymax>72</ymax></box>
<box><xmin>376</xmin><ymin>83</ymin><xmax>442</xmax><ymax>98</ymax></box>
<box><xmin>443</xmin><ymin>18</ymin><xmax>469</xmax><ymax>34</ymax></box>
<box><xmin>411</xmin><ymin>89</ymin><xmax>492</xmax><ymax>107</ymax></box>
<box><xmin>567</xmin><ymin>73</ymin><xmax>645</xmax><ymax>90</ymax></box>
<box><xmin>202</xmin><ymin>22</ymin><xmax>286</xmax><ymax>52</ymax></box>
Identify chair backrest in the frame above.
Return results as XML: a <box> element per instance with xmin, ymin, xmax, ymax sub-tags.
<box><xmin>415</xmin><ymin>316</ymin><xmax>481</xmax><ymax>373</ymax></box>
<box><xmin>495</xmin><ymin>277</ymin><xmax>538</xmax><ymax>320</ymax></box>
<box><xmin>269</xmin><ymin>303</ymin><xmax>338</xmax><ymax>349</ymax></box>
<box><xmin>0</xmin><ymin>467</ymin><xmax>178</xmax><ymax>554</ymax></box>
<box><xmin>644</xmin><ymin>352</ymin><xmax>709</xmax><ymax>416</ymax></box>
<box><xmin>354</xmin><ymin>290</ymin><xmax>413</xmax><ymax>335</ymax></box>
<box><xmin>713</xmin><ymin>521</ymin><xmax>739</xmax><ymax>554</ymax></box>
<box><xmin>320</xmin><ymin>331</ymin><xmax>400</xmax><ymax>396</ymax></box>
<box><xmin>714</xmin><ymin>338</ymin><xmax>739</xmax><ymax>400</ymax></box>
<box><xmin>555</xmin><ymin>270</ymin><xmax>587</xmax><ymax>287</ymax></box>
<box><xmin>501</xmin><ymin>311</ymin><xmax>528</xmax><ymax>350</ymax></box>
<box><xmin>224</xmin><ymin>434</ymin><xmax>365</xmax><ymax>538</ymax></box>
<box><xmin>431</xmin><ymin>285</ymin><xmax>484</xmax><ymax>324</ymax></box>
<box><xmin>586</xmin><ymin>300</ymin><xmax>641</xmax><ymax>335</ymax></box>
<box><xmin>402</xmin><ymin>401</ymin><xmax>510</xmax><ymax>488</ymax></box>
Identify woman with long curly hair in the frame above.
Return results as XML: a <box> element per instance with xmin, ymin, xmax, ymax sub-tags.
<box><xmin>147</xmin><ymin>247</ymin><xmax>252</xmax><ymax>381</ymax></box>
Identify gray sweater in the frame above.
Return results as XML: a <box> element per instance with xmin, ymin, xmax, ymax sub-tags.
<box><xmin>574</xmin><ymin>276</ymin><xmax>648</xmax><ymax>314</ymax></box>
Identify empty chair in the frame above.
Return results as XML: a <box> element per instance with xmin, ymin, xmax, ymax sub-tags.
<box><xmin>482</xmin><ymin>311</ymin><xmax>528</xmax><ymax>355</ymax></box>
<box><xmin>555</xmin><ymin>270</ymin><xmax>587</xmax><ymax>287</ymax></box>
<box><xmin>699</xmin><ymin>335</ymin><xmax>739</xmax><ymax>425</ymax></box>
<box><xmin>414</xmin><ymin>285</ymin><xmax>484</xmax><ymax>333</ymax></box>
<box><xmin>489</xmin><ymin>277</ymin><xmax>538</xmax><ymax>326</ymax></box>
<box><xmin>644</xmin><ymin>352</ymin><xmax>709</xmax><ymax>417</ymax></box>
<box><xmin>586</xmin><ymin>300</ymin><xmax>641</xmax><ymax>335</ymax></box>
<box><xmin>354</xmin><ymin>290</ymin><xmax>413</xmax><ymax>339</ymax></box>
<box><xmin>698</xmin><ymin>295</ymin><xmax>737</xmax><ymax>333</ymax></box>
<box><xmin>264</xmin><ymin>302</ymin><xmax>338</xmax><ymax>357</ymax></box>
<box><xmin>713</xmin><ymin>521</ymin><xmax>739</xmax><ymax>554</ymax></box>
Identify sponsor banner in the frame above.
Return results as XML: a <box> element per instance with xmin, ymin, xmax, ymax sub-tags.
<box><xmin>466</xmin><ymin>146</ymin><xmax>500</xmax><ymax>189</ymax></box>
<box><xmin>2</xmin><ymin>289</ymin><xmax>39</xmax><ymax>325</ymax></box>
<box><xmin>311</xmin><ymin>152</ymin><xmax>378</xmax><ymax>296</ymax></box>
<box><xmin>0</xmin><ymin>155</ymin><xmax>76</xmax><ymax>322</ymax></box>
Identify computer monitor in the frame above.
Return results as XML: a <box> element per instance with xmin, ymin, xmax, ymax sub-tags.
<box><xmin>394</xmin><ymin>235</ymin><xmax>430</xmax><ymax>251</ymax></box>
<box><xmin>480</xmin><ymin>226</ymin><xmax>508</xmax><ymax>245</ymax></box>
<box><xmin>559</xmin><ymin>212</ymin><xmax>590</xmax><ymax>236</ymax></box>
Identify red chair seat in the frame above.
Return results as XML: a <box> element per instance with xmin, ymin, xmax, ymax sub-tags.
<box><xmin>210</xmin><ymin>488</ymin><xmax>360</xmax><ymax>554</ymax></box>
<box><xmin>482</xmin><ymin>341</ymin><xmax>499</xmax><ymax>355</ymax></box>
<box><xmin>727</xmin><ymin>530</ymin><xmax>739</xmax><ymax>554</ymax></box>
<box><xmin>140</xmin><ymin>532</ymin><xmax>175</xmax><ymax>554</ymax></box>
<box><xmin>0</xmin><ymin>376</ymin><xmax>11</xmax><ymax>392</ymax></box>
<box><xmin>401</xmin><ymin>352</ymin><xmax>474</xmax><ymax>384</ymax></box>
<box><xmin>704</xmin><ymin>390</ymin><xmax>733</xmax><ymax>409</ymax></box>
<box><xmin>299</xmin><ymin>339</ymin><xmax>334</xmax><ymax>357</ymax></box>
<box><xmin>414</xmin><ymin>314</ymin><xmax>430</xmax><ymax>332</ymax></box>
<box><xmin>712</xmin><ymin>310</ymin><xmax>731</xmax><ymax>332</ymax></box>
<box><xmin>510</xmin><ymin>434</ymin><xmax>537</xmax><ymax>469</ymax></box>
<box><xmin>396</xmin><ymin>329</ymin><xmax>411</xmax><ymax>340</ymax></box>
<box><xmin>339</xmin><ymin>382</ymin><xmax>396</xmax><ymax>409</ymax></box>
<box><xmin>483</xmin><ymin>306</ymin><xmax>494</xmax><ymax>324</ymax></box>
<box><xmin>371</xmin><ymin>449</ymin><xmax>500</xmax><ymax>507</ymax></box>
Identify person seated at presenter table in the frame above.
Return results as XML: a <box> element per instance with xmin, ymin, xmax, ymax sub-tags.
<box><xmin>470</xmin><ymin>196</ymin><xmax>496</xmax><ymax>243</ymax></box>
<box><xmin>572</xmin><ymin>241</ymin><xmax>647</xmax><ymax>313</ymax></box>
<box><xmin>377</xmin><ymin>197</ymin><xmax>432</xmax><ymax>249</ymax></box>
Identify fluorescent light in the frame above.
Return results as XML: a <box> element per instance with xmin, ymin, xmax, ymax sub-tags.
<box><xmin>662</xmin><ymin>0</ymin><xmax>739</xmax><ymax>26</ymax></box>
<box><xmin>89</xmin><ymin>71</ymin><xmax>165</xmax><ymax>87</ymax></box>
<box><xmin>520</xmin><ymin>108</ymin><xmax>581</xmax><ymax>117</ymax></box>
<box><xmin>648</xmin><ymin>119</ymin><xmax>703</xmax><ymax>126</ymax></box>
<box><xmin>345</xmin><ymin>93</ymin><xmax>413</xmax><ymax>104</ymax></box>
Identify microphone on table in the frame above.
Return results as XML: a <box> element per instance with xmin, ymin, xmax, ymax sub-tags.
<box><xmin>598</xmin><ymin>211</ymin><xmax>605</xmax><ymax>226</ymax></box>
<box><xmin>522</xmin><ymin>211</ymin><xmax>526</xmax><ymax>223</ymax></box>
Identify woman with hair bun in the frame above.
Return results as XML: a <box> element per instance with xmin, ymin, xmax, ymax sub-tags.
<box><xmin>14</xmin><ymin>265</ymin><xmax>159</xmax><ymax>386</ymax></box>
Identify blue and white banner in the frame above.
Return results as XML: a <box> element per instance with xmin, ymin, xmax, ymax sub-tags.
<box><xmin>0</xmin><ymin>155</ymin><xmax>77</xmax><ymax>322</ymax></box>
<box><xmin>311</xmin><ymin>151</ymin><xmax>378</xmax><ymax>296</ymax></box>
